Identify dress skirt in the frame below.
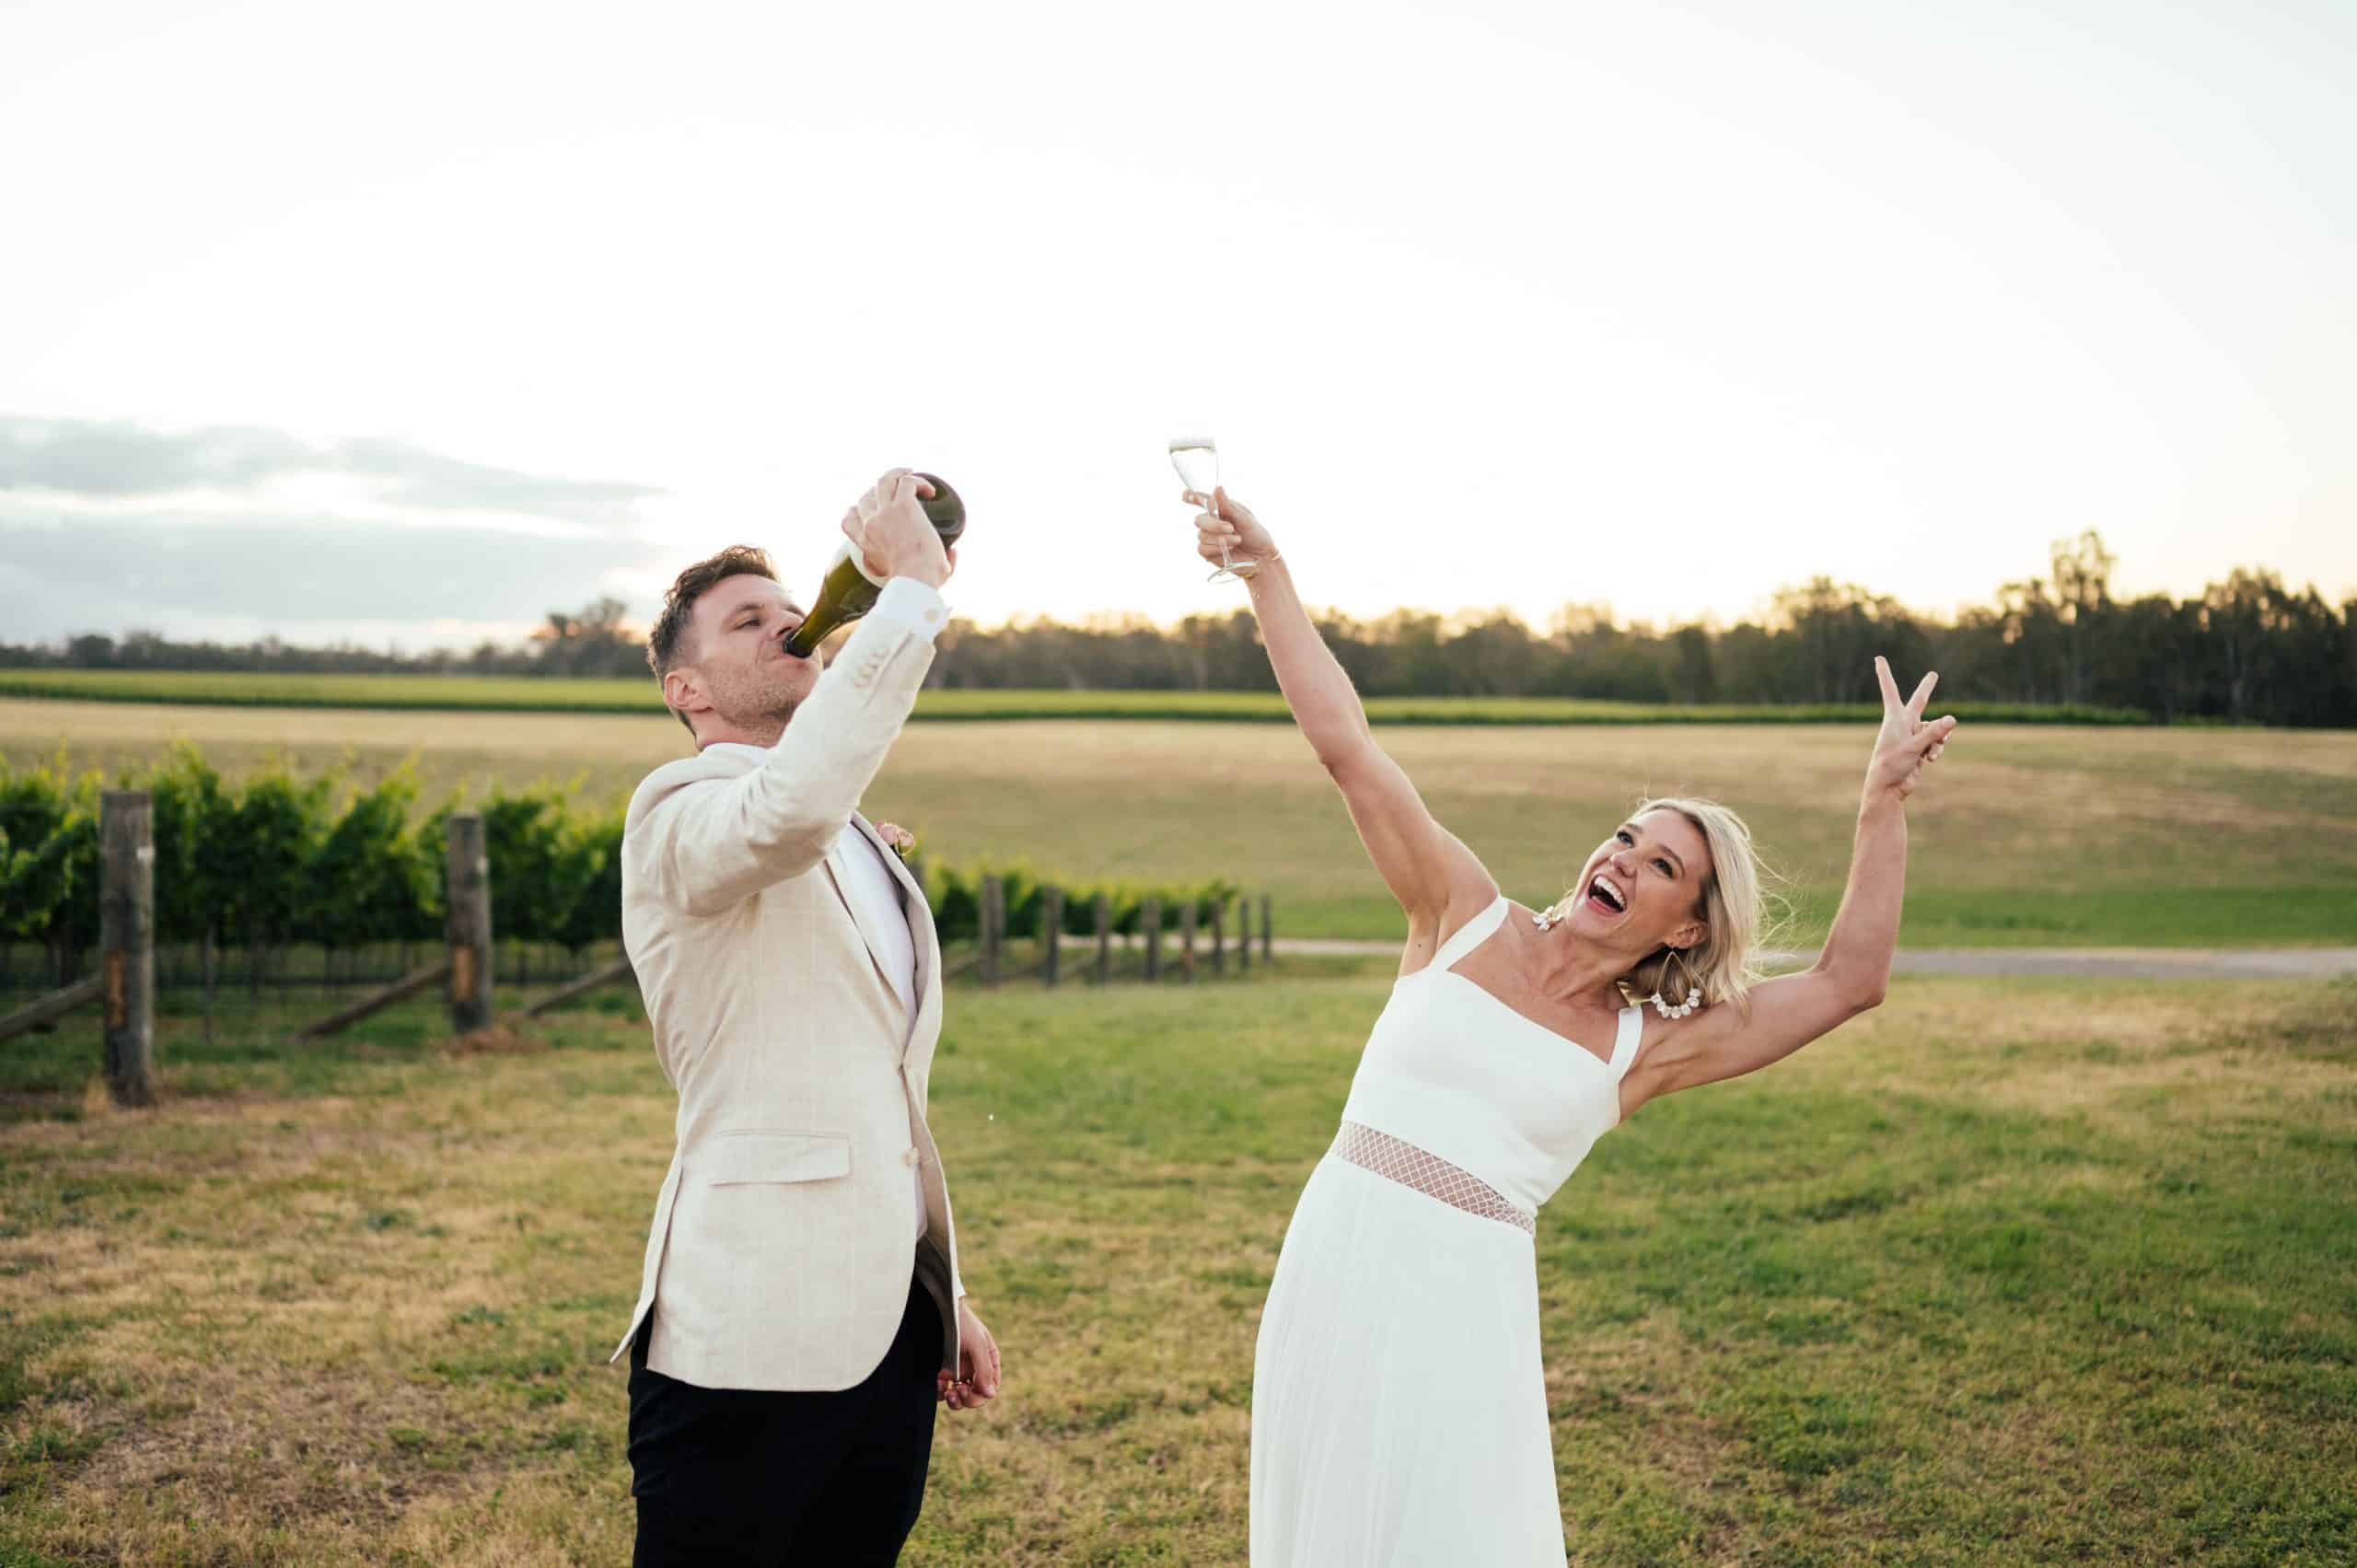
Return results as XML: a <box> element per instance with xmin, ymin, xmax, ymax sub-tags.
<box><xmin>1250</xmin><ymin>1154</ymin><xmax>1565</xmax><ymax>1566</ymax></box>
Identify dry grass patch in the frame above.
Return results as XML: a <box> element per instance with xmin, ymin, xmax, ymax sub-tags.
<box><xmin>443</xmin><ymin>1025</ymin><xmax>550</xmax><ymax>1059</ymax></box>
<box><xmin>1</xmin><ymin>1025</ymin><xmax>662</xmax><ymax>1562</ymax></box>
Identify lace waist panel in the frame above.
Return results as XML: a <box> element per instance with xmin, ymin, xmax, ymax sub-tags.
<box><xmin>1329</xmin><ymin>1121</ymin><xmax>1537</xmax><ymax>1236</ymax></box>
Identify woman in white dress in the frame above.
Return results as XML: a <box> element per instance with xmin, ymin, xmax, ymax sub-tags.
<box><xmin>1187</xmin><ymin>488</ymin><xmax>1960</xmax><ymax>1566</ymax></box>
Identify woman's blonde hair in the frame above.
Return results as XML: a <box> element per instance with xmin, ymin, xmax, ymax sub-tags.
<box><xmin>1546</xmin><ymin>796</ymin><xmax>1782</xmax><ymax>1016</ymax></box>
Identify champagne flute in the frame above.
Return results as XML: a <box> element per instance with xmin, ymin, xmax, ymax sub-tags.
<box><xmin>1169</xmin><ymin>436</ymin><xmax>1251</xmax><ymax>582</ymax></box>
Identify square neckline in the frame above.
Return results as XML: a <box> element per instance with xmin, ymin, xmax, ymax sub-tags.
<box><xmin>1422</xmin><ymin>895</ymin><xmax>1636</xmax><ymax>1074</ymax></box>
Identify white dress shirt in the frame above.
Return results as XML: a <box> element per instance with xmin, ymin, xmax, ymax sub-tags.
<box><xmin>706</xmin><ymin>575</ymin><xmax>949</xmax><ymax>1249</ymax></box>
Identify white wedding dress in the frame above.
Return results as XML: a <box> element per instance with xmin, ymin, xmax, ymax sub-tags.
<box><xmin>1251</xmin><ymin>896</ymin><xmax>1644</xmax><ymax>1566</ymax></box>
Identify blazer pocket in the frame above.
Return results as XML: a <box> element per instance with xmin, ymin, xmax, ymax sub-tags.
<box><xmin>703</xmin><ymin>1131</ymin><xmax>852</xmax><ymax>1186</ymax></box>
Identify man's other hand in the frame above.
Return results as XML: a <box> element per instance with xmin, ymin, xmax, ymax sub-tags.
<box><xmin>936</xmin><ymin>1299</ymin><xmax>1000</xmax><ymax>1411</ymax></box>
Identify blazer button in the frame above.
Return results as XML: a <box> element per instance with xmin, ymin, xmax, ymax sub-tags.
<box><xmin>901</xmin><ymin>1147</ymin><xmax>922</xmax><ymax>1167</ymax></box>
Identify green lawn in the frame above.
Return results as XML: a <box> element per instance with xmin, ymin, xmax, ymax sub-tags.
<box><xmin>1</xmin><ymin>970</ymin><xmax>2352</xmax><ymax>1564</ymax></box>
<box><xmin>0</xmin><ymin>671</ymin><xmax>2146</xmax><ymax>726</ymax></box>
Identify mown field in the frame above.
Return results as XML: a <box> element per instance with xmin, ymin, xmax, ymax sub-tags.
<box><xmin>0</xmin><ymin>670</ymin><xmax>2147</xmax><ymax>726</ymax></box>
<box><xmin>5</xmin><ymin>699</ymin><xmax>2355</xmax><ymax>947</ymax></box>
<box><xmin>1</xmin><ymin>968</ymin><xmax>2351</xmax><ymax>1565</ymax></box>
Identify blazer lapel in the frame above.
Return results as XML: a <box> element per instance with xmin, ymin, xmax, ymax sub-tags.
<box><xmin>820</xmin><ymin>831</ymin><xmax>901</xmax><ymax>1004</ymax></box>
<box><xmin>691</xmin><ymin>745</ymin><xmax>907</xmax><ymax>1005</ymax></box>
<box><xmin>848</xmin><ymin>813</ymin><xmax>942</xmax><ymax>1045</ymax></box>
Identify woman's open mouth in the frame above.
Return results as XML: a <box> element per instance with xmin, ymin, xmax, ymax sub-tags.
<box><xmin>1585</xmin><ymin>875</ymin><xmax>1627</xmax><ymax>917</ymax></box>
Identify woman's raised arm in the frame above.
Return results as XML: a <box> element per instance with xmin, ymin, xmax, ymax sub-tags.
<box><xmin>1623</xmin><ymin>656</ymin><xmax>1958</xmax><ymax>1109</ymax></box>
<box><xmin>1194</xmin><ymin>490</ymin><xmax>1493</xmax><ymax>944</ymax></box>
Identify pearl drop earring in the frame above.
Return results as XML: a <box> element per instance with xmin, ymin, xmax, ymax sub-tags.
<box><xmin>1650</xmin><ymin>949</ymin><xmax>1704</xmax><ymax>1019</ymax></box>
<box><xmin>1650</xmin><ymin>988</ymin><xmax>1702</xmax><ymax>1020</ymax></box>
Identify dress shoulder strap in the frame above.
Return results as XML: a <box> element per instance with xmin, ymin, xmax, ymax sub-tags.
<box><xmin>1608</xmin><ymin>1005</ymin><xmax>1645</xmax><ymax>1080</ymax></box>
<box><xmin>1428</xmin><ymin>894</ymin><xmax>1511</xmax><ymax>971</ymax></box>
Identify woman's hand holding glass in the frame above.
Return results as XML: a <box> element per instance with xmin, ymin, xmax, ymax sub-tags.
<box><xmin>1186</xmin><ymin>488</ymin><xmax>1277</xmax><ymax>579</ymax></box>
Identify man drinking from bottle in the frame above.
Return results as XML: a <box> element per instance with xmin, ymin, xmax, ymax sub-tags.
<box><xmin>612</xmin><ymin>469</ymin><xmax>1000</xmax><ymax>1566</ymax></box>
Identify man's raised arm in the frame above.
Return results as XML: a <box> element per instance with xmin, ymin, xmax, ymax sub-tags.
<box><xmin>634</xmin><ymin>580</ymin><xmax>946</xmax><ymax>914</ymax></box>
<box><xmin>629</xmin><ymin>470</ymin><xmax>955</xmax><ymax>915</ymax></box>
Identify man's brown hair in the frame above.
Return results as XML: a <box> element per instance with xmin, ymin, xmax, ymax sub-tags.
<box><xmin>645</xmin><ymin>544</ymin><xmax>780</xmax><ymax>737</ymax></box>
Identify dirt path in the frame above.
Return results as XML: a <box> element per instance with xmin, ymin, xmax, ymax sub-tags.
<box><xmin>1268</xmin><ymin>940</ymin><xmax>2357</xmax><ymax>981</ymax></box>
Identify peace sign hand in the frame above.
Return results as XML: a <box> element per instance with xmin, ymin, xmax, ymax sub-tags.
<box><xmin>1869</xmin><ymin>656</ymin><xmax>1959</xmax><ymax>803</ymax></box>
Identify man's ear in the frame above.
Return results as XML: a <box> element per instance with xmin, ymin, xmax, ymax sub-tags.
<box><xmin>662</xmin><ymin>666</ymin><xmax>702</xmax><ymax>722</ymax></box>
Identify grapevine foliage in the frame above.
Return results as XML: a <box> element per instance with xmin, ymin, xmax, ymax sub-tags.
<box><xmin>0</xmin><ymin>748</ymin><xmax>1243</xmax><ymax>966</ymax></box>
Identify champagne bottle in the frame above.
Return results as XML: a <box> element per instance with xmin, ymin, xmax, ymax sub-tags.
<box><xmin>782</xmin><ymin>473</ymin><xmax>964</xmax><ymax>658</ymax></box>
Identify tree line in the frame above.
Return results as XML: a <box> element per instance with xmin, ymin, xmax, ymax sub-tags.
<box><xmin>7</xmin><ymin>534</ymin><xmax>2351</xmax><ymax>726</ymax></box>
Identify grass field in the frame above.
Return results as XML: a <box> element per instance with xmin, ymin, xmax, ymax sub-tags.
<box><xmin>1</xmin><ymin>969</ymin><xmax>2351</xmax><ymax>1564</ymax></box>
<box><xmin>0</xmin><ymin>670</ymin><xmax>2149</xmax><ymax>726</ymax></box>
<box><xmin>6</xmin><ymin>699</ymin><xmax>2355</xmax><ymax>948</ymax></box>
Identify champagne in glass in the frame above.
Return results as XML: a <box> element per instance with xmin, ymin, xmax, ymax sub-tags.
<box><xmin>1169</xmin><ymin>436</ymin><xmax>1252</xmax><ymax>582</ymax></box>
<box><xmin>782</xmin><ymin>473</ymin><xmax>965</xmax><ymax>658</ymax></box>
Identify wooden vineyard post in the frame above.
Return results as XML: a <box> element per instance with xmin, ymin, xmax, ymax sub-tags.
<box><xmin>981</xmin><ymin>877</ymin><xmax>1004</xmax><ymax>988</ymax></box>
<box><xmin>0</xmin><ymin>977</ymin><xmax>102</xmax><ymax>1044</ymax></box>
<box><xmin>446</xmin><ymin>814</ymin><xmax>494</xmax><ymax>1034</ymax></box>
<box><xmin>294</xmin><ymin>958</ymin><xmax>452</xmax><ymax>1040</ymax></box>
<box><xmin>1237</xmin><ymin>896</ymin><xmax>1251</xmax><ymax>975</ymax></box>
<box><xmin>1261</xmin><ymin>894</ymin><xmax>1273</xmax><ymax>963</ymax></box>
<box><xmin>99</xmin><ymin>791</ymin><xmax>156</xmax><ymax>1107</ymax></box>
<box><xmin>1179</xmin><ymin>899</ymin><xmax>1197</xmax><ymax>983</ymax></box>
<box><xmin>521</xmin><ymin>957</ymin><xmax>636</xmax><ymax>1018</ymax></box>
<box><xmin>1142</xmin><ymin>898</ymin><xmax>1163</xmax><ymax>982</ymax></box>
<box><xmin>1210</xmin><ymin>898</ymin><xmax>1226</xmax><ymax>977</ymax></box>
<box><xmin>1093</xmin><ymin>893</ymin><xmax>1110</xmax><ymax>984</ymax></box>
<box><xmin>1040</xmin><ymin>886</ymin><xmax>1063</xmax><ymax>988</ymax></box>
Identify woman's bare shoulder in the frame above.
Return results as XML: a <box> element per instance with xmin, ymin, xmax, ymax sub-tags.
<box><xmin>1396</xmin><ymin>879</ymin><xmax>1507</xmax><ymax>978</ymax></box>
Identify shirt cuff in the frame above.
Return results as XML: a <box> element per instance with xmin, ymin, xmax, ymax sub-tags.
<box><xmin>871</xmin><ymin>576</ymin><xmax>950</xmax><ymax>644</ymax></box>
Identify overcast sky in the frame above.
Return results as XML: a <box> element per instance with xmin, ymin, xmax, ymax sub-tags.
<box><xmin>2</xmin><ymin>0</ymin><xmax>2350</xmax><ymax>651</ymax></box>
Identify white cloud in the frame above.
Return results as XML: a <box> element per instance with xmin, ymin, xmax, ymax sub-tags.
<box><xmin>0</xmin><ymin>510</ymin><xmax>656</xmax><ymax>646</ymax></box>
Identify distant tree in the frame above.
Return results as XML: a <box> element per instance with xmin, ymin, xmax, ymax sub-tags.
<box><xmin>1711</xmin><ymin>621</ymin><xmax>1788</xmax><ymax>703</ymax></box>
<box><xmin>1447</xmin><ymin>610</ymin><xmax>1542</xmax><ymax>696</ymax></box>
<box><xmin>2049</xmin><ymin>530</ymin><xmax>2117</xmax><ymax>704</ymax></box>
<box><xmin>1992</xmin><ymin>575</ymin><xmax>2068</xmax><ymax>703</ymax></box>
<box><xmin>1671</xmin><ymin>624</ymin><xmax>1718</xmax><ymax>703</ymax></box>
<box><xmin>2200</xmin><ymin>569</ymin><xmax>2276</xmax><ymax>723</ymax></box>
<box><xmin>2344</xmin><ymin>598</ymin><xmax>2357</xmax><ymax>705</ymax></box>
<box><xmin>1773</xmin><ymin>579</ymin><xmax>1902</xmax><ymax>703</ymax></box>
<box><xmin>531</xmin><ymin>595</ymin><xmax>641</xmax><ymax>678</ymax></box>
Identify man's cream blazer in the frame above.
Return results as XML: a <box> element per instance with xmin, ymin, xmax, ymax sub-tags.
<box><xmin>609</xmin><ymin>607</ymin><xmax>962</xmax><ymax>1392</ymax></box>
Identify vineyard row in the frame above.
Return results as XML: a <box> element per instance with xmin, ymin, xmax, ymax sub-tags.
<box><xmin>0</xmin><ymin>743</ymin><xmax>1242</xmax><ymax>965</ymax></box>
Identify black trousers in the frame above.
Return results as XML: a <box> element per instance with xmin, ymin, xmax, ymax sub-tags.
<box><xmin>628</xmin><ymin>1276</ymin><xmax>941</xmax><ymax>1567</ymax></box>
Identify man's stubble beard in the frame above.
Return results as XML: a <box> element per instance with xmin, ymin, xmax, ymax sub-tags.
<box><xmin>704</xmin><ymin>662</ymin><xmax>804</xmax><ymax>744</ymax></box>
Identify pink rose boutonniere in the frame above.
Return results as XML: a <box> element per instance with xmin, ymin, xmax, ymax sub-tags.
<box><xmin>875</xmin><ymin>822</ymin><xmax>918</xmax><ymax>862</ymax></box>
